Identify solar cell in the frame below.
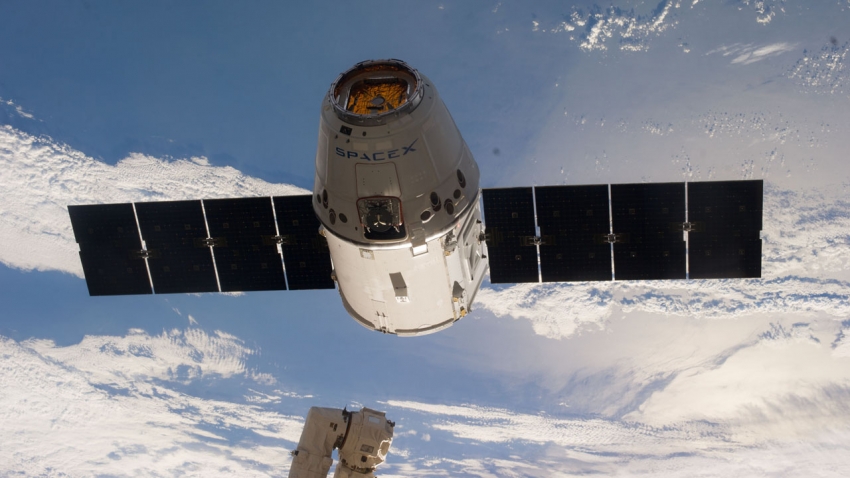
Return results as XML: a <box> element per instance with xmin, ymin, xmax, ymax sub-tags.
<box><xmin>273</xmin><ymin>195</ymin><xmax>335</xmax><ymax>290</ymax></box>
<box><xmin>611</xmin><ymin>183</ymin><xmax>686</xmax><ymax>280</ymax></box>
<box><xmin>68</xmin><ymin>203</ymin><xmax>152</xmax><ymax>296</ymax></box>
<box><xmin>535</xmin><ymin>185</ymin><xmax>612</xmax><ymax>282</ymax></box>
<box><xmin>203</xmin><ymin>197</ymin><xmax>287</xmax><ymax>292</ymax></box>
<box><xmin>687</xmin><ymin>180</ymin><xmax>763</xmax><ymax>278</ymax></box>
<box><xmin>135</xmin><ymin>200</ymin><xmax>219</xmax><ymax>294</ymax></box>
<box><xmin>481</xmin><ymin>188</ymin><xmax>539</xmax><ymax>283</ymax></box>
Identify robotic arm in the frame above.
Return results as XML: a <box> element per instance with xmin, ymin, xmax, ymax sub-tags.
<box><xmin>288</xmin><ymin>406</ymin><xmax>394</xmax><ymax>478</ymax></box>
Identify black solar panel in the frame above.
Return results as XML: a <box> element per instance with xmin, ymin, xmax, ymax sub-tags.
<box><xmin>535</xmin><ymin>185</ymin><xmax>612</xmax><ymax>282</ymax></box>
<box><xmin>68</xmin><ymin>203</ymin><xmax>152</xmax><ymax>296</ymax></box>
<box><xmin>611</xmin><ymin>183</ymin><xmax>686</xmax><ymax>280</ymax></box>
<box><xmin>481</xmin><ymin>188</ymin><xmax>539</xmax><ymax>283</ymax></box>
<box><xmin>135</xmin><ymin>200</ymin><xmax>219</xmax><ymax>294</ymax></box>
<box><xmin>203</xmin><ymin>197</ymin><xmax>287</xmax><ymax>292</ymax></box>
<box><xmin>687</xmin><ymin>180</ymin><xmax>763</xmax><ymax>279</ymax></box>
<box><xmin>273</xmin><ymin>195</ymin><xmax>335</xmax><ymax>290</ymax></box>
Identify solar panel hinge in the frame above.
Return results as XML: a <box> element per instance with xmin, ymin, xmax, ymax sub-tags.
<box><xmin>263</xmin><ymin>235</ymin><xmax>293</xmax><ymax>246</ymax></box>
<box><xmin>481</xmin><ymin>228</ymin><xmax>501</xmax><ymax>246</ymax></box>
<box><xmin>521</xmin><ymin>235</ymin><xmax>554</xmax><ymax>246</ymax></box>
<box><xmin>600</xmin><ymin>233</ymin><xmax>623</xmax><ymax>244</ymax></box>
<box><xmin>130</xmin><ymin>249</ymin><xmax>159</xmax><ymax>259</ymax></box>
<box><xmin>194</xmin><ymin>237</ymin><xmax>228</xmax><ymax>248</ymax></box>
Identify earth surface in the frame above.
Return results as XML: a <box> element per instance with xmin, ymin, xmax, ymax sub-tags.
<box><xmin>1</xmin><ymin>1</ymin><xmax>850</xmax><ymax>476</ymax></box>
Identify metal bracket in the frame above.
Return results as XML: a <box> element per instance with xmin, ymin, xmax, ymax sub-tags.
<box><xmin>263</xmin><ymin>234</ymin><xmax>293</xmax><ymax>246</ymax></box>
<box><xmin>410</xmin><ymin>227</ymin><xmax>428</xmax><ymax>256</ymax></box>
<box><xmin>521</xmin><ymin>235</ymin><xmax>554</xmax><ymax>246</ymax></box>
<box><xmin>442</xmin><ymin>230</ymin><xmax>458</xmax><ymax>255</ymax></box>
<box><xmin>603</xmin><ymin>233</ymin><xmax>622</xmax><ymax>244</ymax></box>
<box><xmin>195</xmin><ymin>237</ymin><xmax>227</xmax><ymax>248</ymax></box>
<box><xmin>131</xmin><ymin>249</ymin><xmax>159</xmax><ymax>259</ymax></box>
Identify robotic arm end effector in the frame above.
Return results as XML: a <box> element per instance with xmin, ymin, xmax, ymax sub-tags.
<box><xmin>288</xmin><ymin>406</ymin><xmax>394</xmax><ymax>478</ymax></box>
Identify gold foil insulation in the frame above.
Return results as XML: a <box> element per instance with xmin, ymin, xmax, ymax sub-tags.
<box><xmin>345</xmin><ymin>79</ymin><xmax>409</xmax><ymax>115</ymax></box>
<box><xmin>333</xmin><ymin>62</ymin><xmax>418</xmax><ymax>117</ymax></box>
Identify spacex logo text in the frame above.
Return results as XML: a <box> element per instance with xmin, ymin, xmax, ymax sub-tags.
<box><xmin>335</xmin><ymin>139</ymin><xmax>418</xmax><ymax>161</ymax></box>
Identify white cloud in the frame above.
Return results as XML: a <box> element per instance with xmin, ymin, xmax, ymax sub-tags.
<box><xmin>528</xmin><ymin>1</ymin><xmax>679</xmax><ymax>52</ymax></box>
<box><xmin>786</xmin><ymin>40</ymin><xmax>849</xmax><ymax>97</ymax></box>
<box><xmin>0</xmin><ymin>125</ymin><xmax>305</xmax><ymax>277</ymax></box>
<box><xmin>0</xmin><ymin>331</ymin><xmax>304</xmax><ymax>477</ymax></box>
<box><xmin>741</xmin><ymin>0</ymin><xmax>783</xmax><ymax>24</ymax></box>
<box><xmin>1</xmin><ymin>97</ymin><xmax>36</xmax><ymax>119</ymax></box>
<box><xmin>728</xmin><ymin>42</ymin><xmax>797</xmax><ymax>65</ymax></box>
<box><xmin>383</xmin><ymin>399</ymin><xmax>850</xmax><ymax>476</ymax></box>
<box><xmin>626</xmin><ymin>337</ymin><xmax>850</xmax><ymax>432</ymax></box>
<box><xmin>26</xmin><ymin>327</ymin><xmax>254</xmax><ymax>384</ymax></box>
<box><xmin>386</xmin><ymin>399</ymin><xmax>709</xmax><ymax>452</ymax></box>
<box><xmin>4</xmin><ymin>319</ymin><xmax>850</xmax><ymax>477</ymax></box>
<box><xmin>706</xmin><ymin>42</ymin><xmax>798</xmax><ymax>65</ymax></box>
<box><xmin>532</xmin><ymin>0</ymin><xmax>790</xmax><ymax>53</ymax></box>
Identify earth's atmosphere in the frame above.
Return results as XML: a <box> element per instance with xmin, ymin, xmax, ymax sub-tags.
<box><xmin>1</xmin><ymin>1</ymin><xmax>850</xmax><ymax>476</ymax></box>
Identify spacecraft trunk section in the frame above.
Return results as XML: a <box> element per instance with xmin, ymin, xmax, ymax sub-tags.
<box><xmin>313</xmin><ymin>60</ymin><xmax>488</xmax><ymax>336</ymax></box>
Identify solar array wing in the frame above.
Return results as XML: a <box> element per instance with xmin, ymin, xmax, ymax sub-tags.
<box><xmin>68</xmin><ymin>181</ymin><xmax>763</xmax><ymax>298</ymax></box>
<box><xmin>273</xmin><ymin>195</ymin><xmax>335</xmax><ymax>290</ymax></box>
<box><xmin>535</xmin><ymin>185</ymin><xmax>612</xmax><ymax>282</ymax></box>
<box><xmin>135</xmin><ymin>200</ymin><xmax>219</xmax><ymax>294</ymax></box>
<box><xmin>481</xmin><ymin>188</ymin><xmax>539</xmax><ymax>283</ymax></box>
<box><xmin>687</xmin><ymin>180</ymin><xmax>763</xmax><ymax>278</ymax></box>
<box><xmin>68</xmin><ymin>203</ymin><xmax>152</xmax><ymax>296</ymax></box>
<box><xmin>204</xmin><ymin>197</ymin><xmax>287</xmax><ymax>292</ymax></box>
<box><xmin>611</xmin><ymin>183</ymin><xmax>686</xmax><ymax>280</ymax></box>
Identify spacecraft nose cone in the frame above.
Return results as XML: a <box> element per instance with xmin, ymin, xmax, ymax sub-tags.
<box><xmin>329</xmin><ymin>59</ymin><xmax>424</xmax><ymax>126</ymax></box>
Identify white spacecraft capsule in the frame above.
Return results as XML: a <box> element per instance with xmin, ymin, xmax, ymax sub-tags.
<box><xmin>313</xmin><ymin>59</ymin><xmax>488</xmax><ymax>337</ymax></box>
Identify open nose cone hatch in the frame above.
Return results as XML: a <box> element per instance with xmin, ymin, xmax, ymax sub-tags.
<box><xmin>330</xmin><ymin>60</ymin><xmax>423</xmax><ymax>125</ymax></box>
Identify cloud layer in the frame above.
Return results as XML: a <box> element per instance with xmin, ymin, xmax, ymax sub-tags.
<box><xmin>0</xmin><ymin>329</ymin><xmax>303</xmax><ymax>476</ymax></box>
<box><xmin>528</xmin><ymin>0</ymin><xmax>790</xmax><ymax>52</ymax></box>
<box><xmin>5</xmin><ymin>322</ymin><xmax>848</xmax><ymax>477</ymax></box>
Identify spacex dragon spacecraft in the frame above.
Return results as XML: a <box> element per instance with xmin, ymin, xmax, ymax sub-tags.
<box><xmin>314</xmin><ymin>60</ymin><xmax>487</xmax><ymax>336</ymax></box>
<box><xmin>67</xmin><ymin>59</ymin><xmax>764</xmax><ymax>337</ymax></box>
